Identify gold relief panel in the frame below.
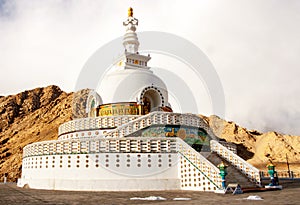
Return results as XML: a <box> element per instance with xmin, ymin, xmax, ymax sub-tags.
<box><xmin>98</xmin><ymin>102</ymin><xmax>140</xmax><ymax>116</ymax></box>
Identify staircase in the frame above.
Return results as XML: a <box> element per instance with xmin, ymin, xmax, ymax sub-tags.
<box><xmin>175</xmin><ymin>138</ymin><xmax>261</xmax><ymax>191</ymax></box>
<box><xmin>205</xmin><ymin>152</ymin><xmax>256</xmax><ymax>188</ymax></box>
<box><xmin>176</xmin><ymin>138</ymin><xmax>223</xmax><ymax>192</ymax></box>
<box><xmin>210</xmin><ymin>140</ymin><xmax>261</xmax><ymax>187</ymax></box>
<box><xmin>103</xmin><ymin>112</ymin><xmax>217</xmax><ymax>139</ymax></box>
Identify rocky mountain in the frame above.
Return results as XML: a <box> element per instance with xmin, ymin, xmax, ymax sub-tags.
<box><xmin>203</xmin><ymin>115</ymin><xmax>300</xmax><ymax>171</ymax></box>
<box><xmin>0</xmin><ymin>85</ymin><xmax>299</xmax><ymax>182</ymax></box>
<box><xmin>0</xmin><ymin>85</ymin><xmax>89</xmax><ymax>182</ymax></box>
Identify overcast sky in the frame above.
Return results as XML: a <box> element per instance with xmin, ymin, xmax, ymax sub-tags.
<box><xmin>0</xmin><ymin>0</ymin><xmax>299</xmax><ymax>135</ymax></box>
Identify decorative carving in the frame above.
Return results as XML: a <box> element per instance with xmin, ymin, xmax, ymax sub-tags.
<box><xmin>98</xmin><ymin>102</ymin><xmax>140</xmax><ymax>116</ymax></box>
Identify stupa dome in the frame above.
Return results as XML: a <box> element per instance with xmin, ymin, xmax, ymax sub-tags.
<box><xmin>97</xmin><ymin>68</ymin><xmax>168</xmax><ymax>106</ymax></box>
<box><xmin>86</xmin><ymin>9</ymin><xmax>171</xmax><ymax>117</ymax></box>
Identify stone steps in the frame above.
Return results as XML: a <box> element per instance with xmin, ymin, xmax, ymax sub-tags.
<box><xmin>205</xmin><ymin>152</ymin><xmax>256</xmax><ymax>188</ymax></box>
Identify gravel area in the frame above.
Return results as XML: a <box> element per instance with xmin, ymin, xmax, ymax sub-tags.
<box><xmin>0</xmin><ymin>181</ymin><xmax>299</xmax><ymax>205</ymax></box>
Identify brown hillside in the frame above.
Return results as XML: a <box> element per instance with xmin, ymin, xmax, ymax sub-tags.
<box><xmin>204</xmin><ymin>115</ymin><xmax>300</xmax><ymax>171</ymax></box>
<box><xmin>0</xmin><ymin>86</ymin><xmax>89</xmax><ymax>182</ymax></box>
<box><xmin>0</xmin><ymin>86</ymin><xmax>299</xmax><ymax>182</ymax></box>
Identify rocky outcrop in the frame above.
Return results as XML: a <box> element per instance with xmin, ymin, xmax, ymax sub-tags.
<box><xmin>72</xmin><ymin>89</ymin><xmax>90</xmax><ymax>119</ymax></box>
<box><xmin>0</xmin><ymin>85</ymin><xmax>89</xmax><ymax>182</ymax></box>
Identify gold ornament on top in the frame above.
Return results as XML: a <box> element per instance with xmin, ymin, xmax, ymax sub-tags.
<box><xmin>128</xmin><ymin>7</ymin><xmax>133</xmax><ymax>17</ymax></box>
<box><xmin>123</xmin><ymin>7</ymin><xmax>138</xmax><ymax>27</ymax></box>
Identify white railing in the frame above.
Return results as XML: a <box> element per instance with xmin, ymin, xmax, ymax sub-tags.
<box><xmin>58</xmin><ymin>112</ymin><xmax>218</xmax><ymax>141</ymax></box>
<box><xmin>210</xmin><ymin>140</ymin><xmax>261</xmax><ymax>187</ymax></box>
<box><xmin>22</xmin><ymin>137</ymin><xmax>177</xmax><ymax>158</ymax></box>
<box><xmin>177</xmin><ymin>138</ymin><xmax>223</xmax><ymax>189</ymax></box>
<box><xmin>58</xmin><ymin>115</ymin><xmax>140</xmax><ymax>136</ymax></box>
<box><xmin>218</xmin><ymin>141</ymin><xmax>237</xmax><ymax>154</ymax></box>
<box><xmin>23</xmin><ymin>135</ymin><xmax>223</xmax><ymax>191</ymax></box>
<box><xmin>102</xmin><ymin>112</ymin><xmax>217</xmax><ymax>140</ymax></box>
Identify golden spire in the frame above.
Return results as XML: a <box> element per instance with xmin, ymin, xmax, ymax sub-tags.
<box><xmin>128</xmin><ymin>7</ymin><xmax>133</xmax><ymax>17</ymax></box>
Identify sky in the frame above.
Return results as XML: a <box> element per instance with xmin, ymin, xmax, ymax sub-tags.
<box><xmin>0</xmin><ymin>0</ymin><xmax>300</xmax><ymax>135</ymax></box>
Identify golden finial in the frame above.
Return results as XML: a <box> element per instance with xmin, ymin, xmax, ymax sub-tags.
<box><xmin>128</xmin><ymin>7</ymin><xmax>133</xmax><ymax>17</ymax></box>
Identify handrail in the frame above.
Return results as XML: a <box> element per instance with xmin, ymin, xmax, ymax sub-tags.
<box><xmin>179</xmin><ymin>153</ymin><xmax>221</xmax><ymax>189</ymax></box>
<box><xmin>260</xmin><ymin>170</ymin><xmax>300</xmax><ymax>179</ymax></box>
<box><xmin>210</xmin><ymin>140</ymin><xmax>261</xmax><ymax>187</ymax></box>
<box><xmin>22</xmin><ymin>137</ymin><xmax>178</xmax><ymax>158</ymax></box>
<box><xmin>176</xmin><ymin>138</ymin><xmax>222</xmax><ymax>189</ymax></box>
<box><xmin>58</xmin><ymin>115</ymin><xmax>140</xmax><ymax>136</ymax></box>
<box><xmin>102</xmin><ymin>112</ymin><xmax>158</xmax><ymax>138</ymax></box>
<box><xmin>101</xmin><ymin>112</ymin><xmax>217</xmax><ymax>140</ymax></box>
<box><xmin>58</xmin><ymin>112</ymin><xmax>217</xmax><ymax>140</ymax></box>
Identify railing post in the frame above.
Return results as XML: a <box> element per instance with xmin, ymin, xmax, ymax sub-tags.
<box><xmin>290</xmin><ymin>171</ymin><xmax>294</xmax><ymax>179</ymax></box>
<box><xmin>259</xmin><ymin>171</ymin><xmax>264</xmax><ymax>179</ymax></box>
<box><xmin>3</xmin><ymin>173</ymin><xmax>7</xmax><ymax>184</ymax></box>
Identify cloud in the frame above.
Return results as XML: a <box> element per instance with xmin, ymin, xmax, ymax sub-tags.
<box><xmin>0</xmin><ymin>0</ymin><xmax>300</xmax><ymax>135</ymax></box>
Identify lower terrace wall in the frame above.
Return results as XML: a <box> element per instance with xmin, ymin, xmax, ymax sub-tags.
<box><xmin>18</xmin><ymin>153</ymin><xmax>180</xmax><ymax>191</ymax></box>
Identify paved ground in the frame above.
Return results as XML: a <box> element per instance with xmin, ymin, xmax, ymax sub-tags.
<box><xmin>0</xmin><ymin>181</ymin><xmax>299</xmax><ymax>205</ymax></box>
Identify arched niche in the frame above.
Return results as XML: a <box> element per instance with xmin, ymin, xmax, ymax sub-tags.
<box><xmin>86</xmin><ymin>91</ymin><xmax>102</xmax><ymax>117</ymax></box>
<box><xmin>140</xmin><ymin>86</ymin><xmax>164</xmax><ymax>114</ymax></box>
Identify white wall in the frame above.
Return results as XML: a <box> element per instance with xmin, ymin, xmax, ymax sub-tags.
<box><xmin>20</xmin><ymin>153</ymin><xmax>180</xmax><ymax>191</ymax></box>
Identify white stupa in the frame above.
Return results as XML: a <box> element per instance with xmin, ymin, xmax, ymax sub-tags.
<box><xmin>17</xmin><ymin>8</ymin><xmax>262</xmax><ymax>192</ymax></box>
<box><xmin>87</xmin><ymin>8</ymin><xmax>170</xmax><ymax>118</ymax></box>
